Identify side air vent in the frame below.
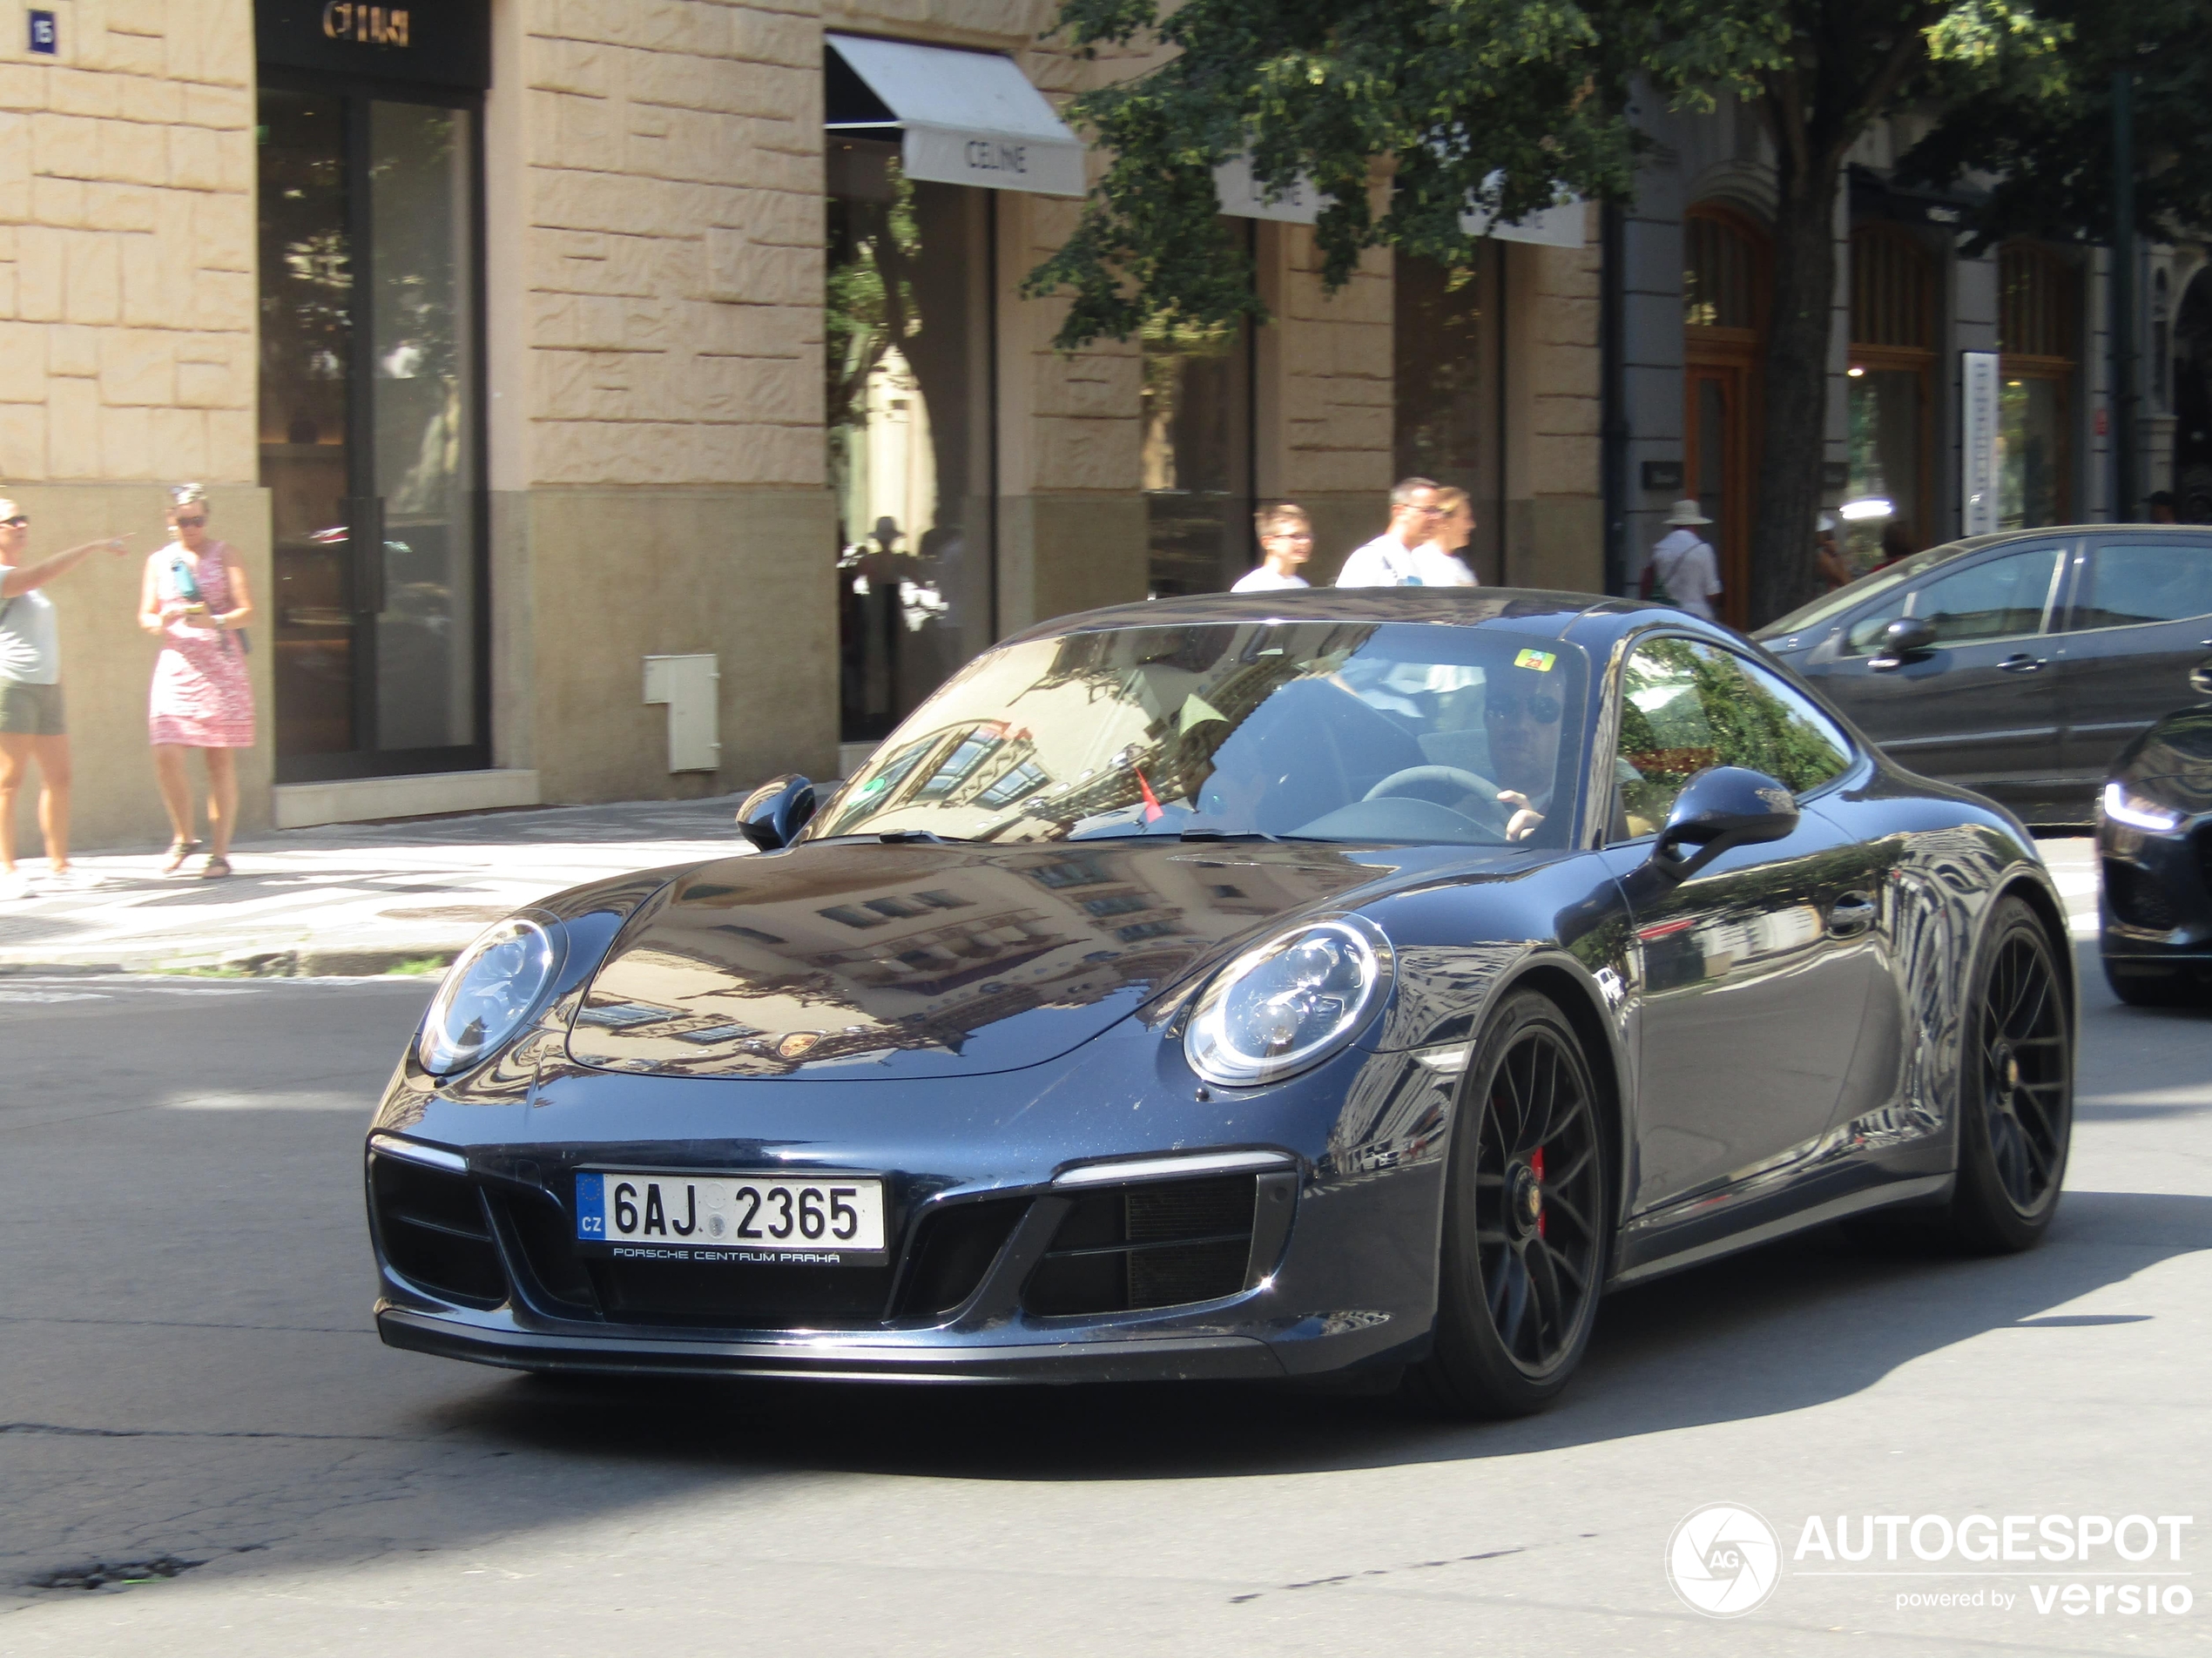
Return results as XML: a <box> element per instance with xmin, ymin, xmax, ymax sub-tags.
<box><xmin>894</xmin><ymin>1197</ymin><xmax>1030</xmax><ymax>1319</ymax></box>
<box><xmin>369</xmin><ymin>1155</ymin><xmax>507</xmax><ymax>1308</ymax></box>
<box><xmin>1023</xmin><ymin>1175</ymin><xmax>1258</xmax><ymax>1316</ymax></box>
<box><xmin>2106</xmin><ymin>859</ymin><xmax>2180</xmax><ymax>932</ymax></box>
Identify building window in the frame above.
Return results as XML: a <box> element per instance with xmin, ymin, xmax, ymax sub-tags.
<box><xmin>1682</xmin><ymin>205</ymin><xmax>1770</xmax><ymax>628</ymax></box>
<box><xmin>827</xmin><ymin>144</ymin><xmax>995</xmax><ymax>743</ymax></box>
<box><xmin>1143</xmin><ymin>308</ymin><xmax>1252</xmax><ymax>598</ymax></box>
<box><xmin>1845</xmin><ymin>225</ymin><xmax>1939</xmax><ymax>569</ymax></box>
<box><xmin>1997</xmin><ymin>243</ymin><xmax>2080</xmax><ymax>529</ymax></box>
<box><xmin>2154</xmin><ymin>269</ymin><xmax>2172</xmax><ymax>415</ymax></box>
<box><xmin>1394</xmin><ymin>249</ymin><xmax>1501</xmax><ymax>581</ymax></box>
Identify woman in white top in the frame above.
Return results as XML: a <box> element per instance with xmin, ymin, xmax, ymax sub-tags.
<box><xmin>1412</xmin><ymin>485</ymin><xmax>1479</xmax><ymax>586</ymax></box>
<box><xmin>1231</xmin><ymin>502</ymin><xmax>1313</xmax><ymax>592</ymax></box>
<box><xmin>0</xmin><ymin>500</ymin><xmax>132</xmax><ymax>897</ymax></box>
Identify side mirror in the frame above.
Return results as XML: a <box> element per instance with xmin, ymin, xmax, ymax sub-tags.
<box><xmin>1869</xmin><ymin>616</ymin><xmax>1937</xmax><ymax>671</ymax></box>
<box><xmin>1649</xmin><ymin>766</ymin><xmax>1799</xmax><ymax>882</ymax></box>
<box><xmin>736</xmin><ymin>774</ymin><xmax>816</xmax><ymax>852</ymax></box>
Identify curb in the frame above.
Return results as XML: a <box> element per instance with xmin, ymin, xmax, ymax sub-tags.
<box><xmin>0</xmin><ymin>943</ymin><xmax>460</xmax><ymax>979</ymax></box>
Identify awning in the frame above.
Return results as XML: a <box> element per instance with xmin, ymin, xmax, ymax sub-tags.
<box><xmin>1215</xmin><ymin>155</ymin><xmax>1586</xmax><ymax>248</ymax></box>
<box><xmin>826</xmin><ymin>33</ymin><xmax>1085</xmax><ymax>198</ymax></box>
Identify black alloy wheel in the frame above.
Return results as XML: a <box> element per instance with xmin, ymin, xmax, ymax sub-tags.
<box><xmin>1951</xmin><ymin>897</ymin><xmax>2073</xmax><ymax>1252</ymax></box>
<box><xmin>1413</xmin><ymin>990</ymin><xmax>1609</xmax><ymax>1417</ymax></box>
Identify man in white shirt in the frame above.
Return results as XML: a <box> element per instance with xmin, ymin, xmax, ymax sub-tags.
<box><xmin>1231</xmin><ymin>502</ymin><xmax>1314</xmax><ymax>592</ymax></box>
<box><xmin>1646</xmin><ymin>500</ymin><xmax>1723</xmax><ymax>622</ymax></box>
<box><xmin>1335</xmin><ymin>476</ymin><xmax>1441</xmax><ymax>587</ymax></box>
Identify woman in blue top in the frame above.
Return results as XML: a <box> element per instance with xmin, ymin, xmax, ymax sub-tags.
<box><xmin>0</xmin><ymin>499</ymin><xmax>132</xmax><ymax>897</ymax></box>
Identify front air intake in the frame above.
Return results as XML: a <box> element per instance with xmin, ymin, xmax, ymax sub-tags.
<box><xmin>1022</xmin><ymin>1175</ymin><xmax>1258</xmax><ymax>1316</ymax></box>
<box><xmin>369</xmin><ymin>1155</ymin><xmax>508</xmax><ymax>1308</ymax></box>
<box><xmin>2106</xmin><ymin>859</ymin><xmax>2181</xmax><ymax>932</ymax></box>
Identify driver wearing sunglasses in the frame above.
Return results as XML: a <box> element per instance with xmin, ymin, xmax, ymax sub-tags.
<box><xmin>1484</xmin><ymin>672</ymin><xmax>1566</xmax><ymax>841</ymax></box>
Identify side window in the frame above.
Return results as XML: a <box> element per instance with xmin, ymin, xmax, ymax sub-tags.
<box><xmin>1615</xmin><ymin>639</ymin><xmax>1854</xmax><ymax>838</ymax></box>
<box><xmin>1905</xmin><ymin>546</ymin><xmax>2060</xmax><ymax>644</ymax></box>
<box><xmin>2071</xmin><ymin>542</ymin><xmax>2212</xmax><ymax>630</ymax></box>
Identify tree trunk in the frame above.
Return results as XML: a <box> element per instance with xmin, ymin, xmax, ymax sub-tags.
<box><xmin>1749</xmin><ymin>151</ymin><xmax>1845</xmax><ymax>628</ymax></box>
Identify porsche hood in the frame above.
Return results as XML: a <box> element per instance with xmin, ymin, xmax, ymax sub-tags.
<box><xmin>565</xmin><ymin>839</ymin><xmax>1406</xmax><ymax>1081</ymax></box>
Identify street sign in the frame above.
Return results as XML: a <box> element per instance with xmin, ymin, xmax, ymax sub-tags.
<box><xmin>1960</xmin><ymin>350</ymin><xmax>2000</xmax><ymax>536</ymax></box>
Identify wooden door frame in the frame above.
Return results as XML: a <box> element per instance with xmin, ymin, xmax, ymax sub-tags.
<box><xmin>1683</xmin><ymin>204</ymin><xmax>1770</xmax><ymax>631</ymax></box>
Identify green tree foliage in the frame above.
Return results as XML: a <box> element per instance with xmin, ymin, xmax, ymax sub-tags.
<box><xmin>1896</xmin><ymin>1</ymin><xmax>2211</xmax><ymax>249</ymax></box>
<box><xmin>1028</xmin><ymin>0</ymin><xmax>2062</xmax><ymax>623</ymax></box>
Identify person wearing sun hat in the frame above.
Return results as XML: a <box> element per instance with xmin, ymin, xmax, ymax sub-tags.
<box><xmin>1644</xmin><ymin>499</ymin><xmax>1722</xmax><ymax>623</ymax></box>
<box><xmin>0</xmin><ymin>498</ymin><xmax>133</xmax><ymax>899</ymax></box>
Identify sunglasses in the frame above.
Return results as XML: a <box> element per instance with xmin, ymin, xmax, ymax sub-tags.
<box><xmin>1486</xmin><ymin>692</ymin><xmax>1563</xmax><ymax>723</ymax></box>
<box><xmin>173</xmin><ymin>515</ymin><xmax>206</xmax><ymax>528</ymax></box>
<box><xmin>0</xmin><ymin>516</ymin><xmax>26</xmax><ymax>528</ymax></box>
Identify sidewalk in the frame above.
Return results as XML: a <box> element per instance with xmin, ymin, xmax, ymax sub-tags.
<box><xmin>0</xmin><ymin>796</ymin><xmax>756</xmax><ymax>975</ymax></box>
<box><xmin>0</xmin><ymin>801</ymin><xmax>2101</xmax><ymax>979</ymax></box>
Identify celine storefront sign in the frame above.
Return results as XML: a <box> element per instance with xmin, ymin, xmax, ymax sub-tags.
<box><xmin>255</xmin><ymin>0</ymin><xmax>489</xmax><ymax>89</ymax></box>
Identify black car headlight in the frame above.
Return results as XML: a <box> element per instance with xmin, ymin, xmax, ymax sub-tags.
<box><xmin>2101</xmin><ymin>780</ymin><xmax>2186</xmax><ymax>834</ymax></box>
<box><xmin>1184</xmin><ymin>917</ymin><xmax>1393</xmax><ymax>1088</ymax></box>
<box><xmin>417</xmin><ymin>917</ymin><xmax>563</xmax><ymax>1075</ymax></box>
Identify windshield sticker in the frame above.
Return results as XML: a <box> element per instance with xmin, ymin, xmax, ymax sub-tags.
<box><xmin>1514</xmin><ymin>649</ymin><xmax>1557</xmax><ymax>672</ymax></box>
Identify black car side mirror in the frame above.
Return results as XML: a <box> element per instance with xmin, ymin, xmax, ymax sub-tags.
<box><xmin>1869</xmin><ymin>616</ymin><xmax>1937</xmax><ymax>671</ymax></box>
<box><xmin>1649</xmin><ymin>766</ymin><xmax>1800</xmax><ymax>881</ymax></box>
<box><xmin>737</xmin><ymin>774</ymin><xmax>817</xmax><ymax>852</ymax></box>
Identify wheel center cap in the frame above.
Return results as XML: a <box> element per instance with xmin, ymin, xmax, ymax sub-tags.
<box><xmin>1992</xmin><ymin>1039</ymin><xmax>2020</xmax><ymax>1102</ymax></box>
<box><xmin>1508</xmin><ymin>1164</ymin><xmax>1542</xmax><ymax>1240</ymax></box>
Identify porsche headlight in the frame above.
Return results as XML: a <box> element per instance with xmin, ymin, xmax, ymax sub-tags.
<box><xmin>417</xmin><ymin>918</ymin><xmax>563</xmax><ymax>1075</ymax></box>
<box><xmin>1184</xmin><ymin>918</ymin><xmax>1392</xmax><ymax>1088</ymax></box>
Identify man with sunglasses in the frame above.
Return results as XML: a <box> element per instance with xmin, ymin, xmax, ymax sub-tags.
<box><xmin>1485</xmin><ymin>666</ymin><xmax>1567</xmax><ymax>842</ymax></box>
<box><xmin>0</xmin><ymin>502</ymin><xmax>132</xmax><ymax>897</ymax></box>
<box><xmin>1335</xmin><ymin>476</ymin><xmax>1442</xmax><ymax>588</ymax></box>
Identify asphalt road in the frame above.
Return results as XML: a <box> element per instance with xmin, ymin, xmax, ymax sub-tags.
<box><xmin>2</xmin><ymin>841</ymin><xmax>2207</xmax><ymax>1655</ymax></box>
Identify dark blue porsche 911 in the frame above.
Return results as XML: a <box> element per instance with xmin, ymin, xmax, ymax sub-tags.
<box><xmin>366</xmin><ymin>590</ymin><xmax>2074</xmax><ymax>1416</ymax></box>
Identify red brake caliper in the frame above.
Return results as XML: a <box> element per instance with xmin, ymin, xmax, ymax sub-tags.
<box><xmin>1530</xmin><ymin>1147</ymin><xmax>1546</xmax><ymax>1237</ymax></box>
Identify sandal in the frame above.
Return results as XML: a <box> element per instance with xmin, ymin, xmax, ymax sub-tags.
<box><xmin>161</xmin><ymin>838</ymin><xmax>202</xmax><ymax>874</ymax></box>
<box><xmin>199</xmin><ymin>854</ymin><xmax>233</xmax><ymax>880</ymax></box>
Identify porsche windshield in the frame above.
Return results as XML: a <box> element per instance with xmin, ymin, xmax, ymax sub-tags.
<box><xmin>807</xmin><ymin>621</ymin><xmax>1590</xmax><ymax>848</ymax></box>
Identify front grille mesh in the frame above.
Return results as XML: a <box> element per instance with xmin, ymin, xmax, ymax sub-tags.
<box><xmin>1023</xmin><ymin>1175</ymin><xmax>1258</xmax><ymax>1317</ymax></box>
<box><xmin>2106</xmin><ymin>859</ymin><xmax>2181</xmax><ymax>932</ymax></box>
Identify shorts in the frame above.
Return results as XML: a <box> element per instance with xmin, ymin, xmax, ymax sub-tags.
<box><xmin>0</xmin><ymin>678</ymin><xmax>64</xmax><ymax>736</ymax></box>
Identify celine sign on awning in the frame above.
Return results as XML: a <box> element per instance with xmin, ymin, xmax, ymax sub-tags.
<box><xmin>1214</xmin><ymin>158</ymin><xmax>1586</xmax><ymax>249</ymax></box>
<box><xmin>826</xmin><ymin>34</ymin><xmax>1084</xmax><ymax>198</ymax></box>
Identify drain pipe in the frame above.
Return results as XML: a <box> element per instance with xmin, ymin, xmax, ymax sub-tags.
<box><xmin>1601</xmin><ymin>200</ymin><xmax>1630</xmax><ymax>596</ymax></box>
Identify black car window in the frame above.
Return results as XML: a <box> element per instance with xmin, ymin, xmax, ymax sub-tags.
<box><xmin>1839</xmin><ymin>544</ymin><xmax>2061</xmax><ymax>653</ymax></box>
<box><xmin>1614</xmin><ymin>638</ymin><xmax>1852</xmax><ymax>839</ymax></box>
<box><xmin>2069</xmin><ymin>541</ymin><xmax>2212</xmax><ymax>630</ymax></box>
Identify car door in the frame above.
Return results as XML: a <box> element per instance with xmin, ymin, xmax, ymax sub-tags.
<box><xmin>1607</xmin><ymin>636</ymin><xmax>1874</xmax><ymax>1212</ymax></box>
<box><xmin>1797</xmin><ymin>540</ymin><xmax>2070</xmax><ymax>809</ymax></box>
<box><xmin>2058</xmin><ymin>534</ymin><xmax>2212</xmax><ymax>785</ymax></box>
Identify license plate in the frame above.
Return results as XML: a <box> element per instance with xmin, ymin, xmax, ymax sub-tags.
<box><xmin>574</xmin><ymin>1171</ymin><xmax>886</xmax><ymax>1258</ymax></box>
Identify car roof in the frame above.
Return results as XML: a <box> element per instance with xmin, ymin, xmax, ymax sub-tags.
<box><xmin>998</xmin><ymin>586</ymin><xmax>1723</xmax><ymax>652</ymax></box>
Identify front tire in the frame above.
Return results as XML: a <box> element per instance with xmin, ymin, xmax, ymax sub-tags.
<box><xmin>1410</xmin><ymin>991</ymin><xmax>1609</xmax><ymax>1417</ymax></box>
<box><xmin>1950</xmin><ymin>897</ymin><xmax>2072</xmax><ymax>1252</ymax></box>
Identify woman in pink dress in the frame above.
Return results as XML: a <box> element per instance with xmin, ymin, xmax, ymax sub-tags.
<box><xmin>138</xmin><ymin>485</ymin><xmax>256</xmax><ymax>878</ymax></box>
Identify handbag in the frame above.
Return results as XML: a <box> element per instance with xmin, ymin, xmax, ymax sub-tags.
<box><xmin>171</xmin><ymin>553</ymin><xmax>247</xmax><ymax>654</ymax></box>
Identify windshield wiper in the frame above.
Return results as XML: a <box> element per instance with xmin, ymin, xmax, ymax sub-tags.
<box><xmin>1177</xmin><ymin>828</ymin><xmax>1280</xmax><ymax>843</ymax></box>
<box><xmin>875</xmin><ymin>829</ymin><xmax>961</xmax><ymax>844</ymax></box>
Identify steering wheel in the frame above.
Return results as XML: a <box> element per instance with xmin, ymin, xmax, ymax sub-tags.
<box><xmin>1362</xmin><ymin>765</ymin><xmax>1514</xmax><ymax>833</ymax></box>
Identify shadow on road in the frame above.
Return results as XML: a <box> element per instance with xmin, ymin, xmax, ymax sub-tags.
<box><xmin>429</xmin><ymin>1189</ymin><xmax>2209</xmax><ymax>1484</ymax></box>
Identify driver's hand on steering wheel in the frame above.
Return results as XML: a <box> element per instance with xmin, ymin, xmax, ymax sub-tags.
<box><xmin>1498</xmin><ymin>791</ymin><xmax>1544</xmax><ymax>842</ymax></box>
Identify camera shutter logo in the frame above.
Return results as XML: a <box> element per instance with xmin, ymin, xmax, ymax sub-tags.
<box><xmin>1667</xmin><ymin>1504</ymin><xmax>1782</xmax><ymax>1617</ymax></box>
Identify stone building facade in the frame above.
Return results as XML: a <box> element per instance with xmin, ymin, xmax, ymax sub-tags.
<box><xmin>5</xmin><ymin>0</ymin><xmax>1602</xmax><ymax>855</ymax></box>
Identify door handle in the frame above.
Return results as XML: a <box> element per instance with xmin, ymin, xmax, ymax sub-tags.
<box><xmin>1828</xmin><ymin>893</ymin><xmax>1877</xmax><ymax>937</ymax></box>
<box><xmin>1996</xmin><ymin>654</ymin><xmax>2047</xmax><ymax>673</ymax></box>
